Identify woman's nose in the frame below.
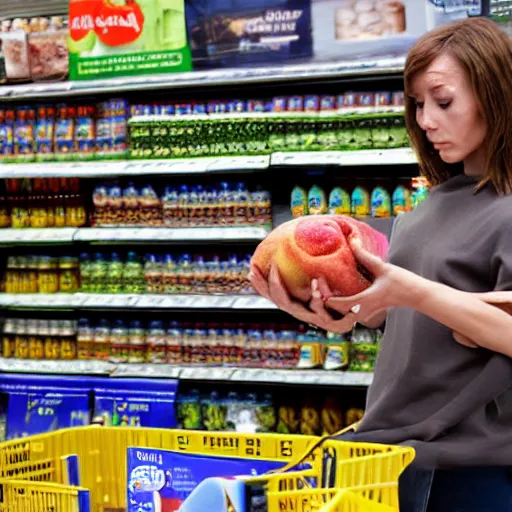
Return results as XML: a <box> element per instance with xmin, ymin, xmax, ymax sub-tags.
<box><xmin>417</xmin><ymin>106</ymin><xmax>437</xmax><ymax>132</ymax></box>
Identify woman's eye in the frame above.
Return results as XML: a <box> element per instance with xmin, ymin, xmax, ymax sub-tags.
<box><xmin>415</xmin><ymin>101</ymin><xmax>424</xmax><ymax>110</ymax></box>
<box><xmin>438</xmin><ymin>101</ymin><xmax>451</xmax><ymax>110</ymax></box>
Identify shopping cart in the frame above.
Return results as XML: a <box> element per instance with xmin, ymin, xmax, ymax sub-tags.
<box><xmin>0</xmin><ymin>425</ymin><xmax>414</xmax><ymax>511</ymax></box>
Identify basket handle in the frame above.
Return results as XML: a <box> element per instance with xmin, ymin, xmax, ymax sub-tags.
<box><xmin>268</xmin><ymin>421</ymin><xmax>360</xmax><ymax>475</ymax></box>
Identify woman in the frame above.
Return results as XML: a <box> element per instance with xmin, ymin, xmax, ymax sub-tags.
<box><xmin>250</xmin><ymin>17</ymin><xmax>512</xmax><ymax>512</ymax></box>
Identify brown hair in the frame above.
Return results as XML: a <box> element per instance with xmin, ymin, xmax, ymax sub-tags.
<box><xmin>404</xmin><ymin>17</ymin><xmax>512</xmax><ymax>194</ymax></box>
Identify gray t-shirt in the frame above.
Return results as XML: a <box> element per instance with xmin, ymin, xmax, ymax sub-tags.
<box><xmin>350</xmin><ymin>173</ymin><xmax>512</xmax><ymax>469</ymax></box>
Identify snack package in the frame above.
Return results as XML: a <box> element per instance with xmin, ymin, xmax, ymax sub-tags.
<box><xmin>127</xmin><ymin>447</ymin><xmax>288</xmax><ymax>512</ymax></box>
<box><xmin>28</xmin><ymin>17</ymin><xmax>69</xmax><ymax>82</ymax></box>
<box><xmin>0</xmin><ymin>20</ymin><xmax>30</xmax><ymax>83</ymax></box>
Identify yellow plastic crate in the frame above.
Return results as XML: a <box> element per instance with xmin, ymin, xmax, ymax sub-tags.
<box><xmin>0</xmin><ymin>426</ymin><xmax>414</xmax><ymax>512</ymax></box>
<box><xmin>0</xmin><ymin>479</ymin><xmax>85</xmax><ymax>512</ymax></box>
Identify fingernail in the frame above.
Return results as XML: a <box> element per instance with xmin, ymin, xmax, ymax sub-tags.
<box><xmin>311</xmin><ymin>279</ymin><xmax>318</xmax><ymax>291</ymax></box>
<box><xmin>351</xmin><ymin>304</ymin><xmax>361</xmax><ymax>314</ymax></box>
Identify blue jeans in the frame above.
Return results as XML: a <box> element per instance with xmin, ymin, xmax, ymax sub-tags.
<box><xmin>399</xmin><ymin>465</ymin><xmax>512</xmax><ymax>512</ymax></box>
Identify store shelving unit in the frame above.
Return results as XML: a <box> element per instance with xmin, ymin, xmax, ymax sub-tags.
<box><xmin>0</xmin><ymin>56</ymin><xmax>416</xmax><ymax>394</ymax></box>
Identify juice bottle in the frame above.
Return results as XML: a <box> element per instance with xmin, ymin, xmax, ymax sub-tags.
<box><xmin>328</xmin><ymin>187</ymin><xmax>351</xmax><ymax>216</ymax></box>
<box><xmin>76</xmin><ymin>318</ymin><xmax>93</xmax><ymax>360</ymax></box>
<box><xmin>162</xmin><ymin>186</ymin><xmax>179</xmax><ymax>227</ymax></box>
<box><xmin>123</xmin><ymin>252</ymin><xmax>145</xmax><ymax>294</ymax></box>
<box><xmin>147</xmin><ymin>321</ymin><xmax>167</xmax><ymax>364</ymax></box>
<box><xmin>107</xmin><ymin>252</ymin><xmax>124</xmax><ymax>294</ymax></box>
<box><xmin>177</xmin><ymin>185</ymin><xmax>189</xmax><ymax>227</ymax></box>
<box><xmin>291</xmin><ymin>186</ymin><xmax>308</xmax><ymax>217</ymax></box>
<box><xmin>392</xmin><ymin>183</ymin><xmax>412</xmax><ymax>216</ymax></box>
<box><xmin>371</xmin><ymin>186</ymin><xmax>392</xmax><ymax>218</ymax></box>
<box><xmin>308</xmin><ymin>185</ymin><xmax>327</xmax><ymax>215</ymax></box>
<box><xmin>206</xmin><ymin>185</ymin><xmax>219</xmax><ymax>226</ymax></box>
<box><xmin>110</xmin><ymin>320</ymin><xmax>128</xmax><ymax>364</ymax></box>
<box><xmin>91</xmin><ymin>253</ymin><xmax>108</xmax><ymax>294</ymax></box>
<box><xmin>351</xmin><ymin>184</ymin><xmax>371</xmax><ymax>217</ymax></box>
<box><xmin>235</xmin><ymin>182</ymin><xmax>250</xmax><ymax>225</ymax></box>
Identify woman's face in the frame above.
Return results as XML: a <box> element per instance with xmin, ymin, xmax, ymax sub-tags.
<box><xmin>410</xmin><ymin>53</ymin><xmax>487</xmax><ymax>167</ymax></box>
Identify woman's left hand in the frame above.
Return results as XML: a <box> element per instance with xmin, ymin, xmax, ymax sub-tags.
<box><xmin>324</xmin><ymin>239</ymin><xmax>420</xmax><ymax>322</ymax></box>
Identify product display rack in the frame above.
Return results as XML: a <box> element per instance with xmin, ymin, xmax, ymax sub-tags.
<box><xmin>0</xmin><ymin>60</ymin><xmax>417</xmax><ymax>407</ymax></box>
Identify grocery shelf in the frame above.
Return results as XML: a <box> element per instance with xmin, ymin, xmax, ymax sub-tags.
<box><xmin>0</xmin><ymin>149</ymin><xmax>417</xmax><ymax>179</ymax></box>
<box><xmin>0</xmin><ymin>293</ymin><xmax>277</xmax><ymax>310</ymax></box>
<box><xmin>74</xmin><ymin>226</ymin><xmax>270</xmax><ymax>243</ymax></box>
<box><xmin>0</xmin><ymin>358</ymin><xmax>373</xmax><ymax>386</ymax></box>
<box><xmin>0</xmin><ymin>358</ymin><xmax>114</xmax><ymax>375</ymax></box>
<box><xmin>0</xmin><ymin>57</ymin><xmax>405</xmax><ymax>101</ymax></box>
<box><xmin>0</xmin><ymin>228</ymin><xmax>76</xmax><ymax>244</ymax></box>
<box><xmin>271</xmin><ymin>148</ymin><xmax>417</xmax><ymax>166</ymax></box>
<box><xmin>0</xmin><ymin>156</ymin><xmax>271</xmax><ymax>178</ymax></box>
<box><xmin>0</xmin><ymin>226</ymin><xmax>270</xmax><ymax>245</ymax></box>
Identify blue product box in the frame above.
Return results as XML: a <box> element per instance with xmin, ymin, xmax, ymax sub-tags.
<box><xmin>127</xmin><ymin>447</ymin><xmax>289</xmax><ymax>512</ymax></box>
<box><xmin>186</xmin><ymin>0</ymin><xmax>312</xmax><ymax>69</ymax></box>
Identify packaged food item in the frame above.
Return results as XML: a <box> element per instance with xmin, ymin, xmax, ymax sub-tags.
<box><xmin>77</xmin><ymin>318</ymin><xmax>94</xmax><ymax>360</ymax></box>
<box><xmin>201</xmin><ymin>391</ymin><xmax>228</xmax><ymax>431</ymax></box>
<box><xmin>346</xmin><ymin>408</ymin><xmax>365</xmax><ymax>426</ymax></box>
<box><xmin>58</xmin><ymin>256</ymin><xmax>80</xmax><ymax>293</ymax></box>
<box><xmin>320</xmin><ymin>397</ymin><xmax>344</xmax><ymax>435</ymax></box>
<box><xmin>93</xmin><ymin>319</ymin><xmax>111</xmax><ymax>361</ymax></box>
<box><xmin>0</xmin><ymin>109</ymin><xmax>15</xmax><ymax>161</ymax></box>
<box><xmin>411</xmin><ymin>176</ymin><xmax>429</xmax><ymax>209</ymax></box>
<box><xmin>38</xmin><ymin>256</ymin><xmax>59</xmax><ymax>293</ymax></box>
<box><xmin>14</xmin><ymin>107</ymin><xmax>35</xmax><ymax>161</ymax></box>
<box><xmin>291</xmin><ymin>185</ymin><xmax>308</xmax><ymax>217</ymax></box>
<box><xmin>2</xmin><ymin>318</ymin><xmax>15</xmax><ymax>358</ymax></box>
<box><xmin>109</xmin><ymin>320</ymin><xmax>129</xmax><ymax>364</ymax></box>
<box><xmin>54</xmin><ymin>105</ymin><xmax>75</xmax><ymax>159</ymax></box>
<box><xmin>139</xmin><ymin>185</ymin><xmax>162</xmax><ymax>226</ymax></box>
<box><xmin>176</xmin><ymin>389</ymin><xmax>203</xmax><ymax>430</ymax></box>
<box><xmin>328</xmin><ymin>187</ymin><xmax>351</xmax><ymax>215</ymax></box>
<box><xmin>92</xmin><ymin>185</ymin><xmax>109</xmax><ymax>226</ymax></box>
<box><xmin>106</xmin><ymin>253</ymin><xmax>124</xmax><ymax>294</ymax></box>
<box><xmin>300</xmin><ymin>400</ymin><xmax>321</xmax><ymax>435</ymax></box>
<box><xmin>75</xmin><ymin>106</ymin><xmax>95</xmax><ymax>159</ymax></box>
<box><xmin>128</xmin><ymin>320</ymin><xmax>146</xmax><ymax>364</ymax></box>
<box><xmin>162</xmin><ymin>186</ymin><xmax>179</xmax><ymax>227</ymax></box>
<box><xmin>42</xmin><ymin>319</ymin><xmax>60</xmax><ymax>360</ymax></box>
<box><xmin>166</xmin><ymin>321</ymin><xmax>183</xmax><ymax>364</ymax></box>
<box><xmin>371</xmin><ymin>186</ymin><xmax>392</xmax><ymax>218</ymax></box>
<box><xmin>123</xmin><ymin>252</ymin><xmax>145</xmax><ymax>294</ymax></box>
<box><xmin>351</xmin><ymin>185</ymin><xmax>370</xmax><ymax>217</ymax></box>
<box><xmin>1</xmin><ymin>20</ymin><xmax>30</xmax><ymax>82</ymax></box>
<box><xmin>392</xmin><ymin>183</ymin><xmax>412</xmax><ymax>216</ymax></box>
<box><xmin>106</xmin><ymin>183</ymin><xmax>123</xmax><ymax>225</ymax></box>
<box><xmin>307</xmin><ymin>185</ymin><xmax>327</xmax><ymax>215</ymax></box>
<box><xmin>323</xmin><ymin>331</ymin><xmax>350</xmax><ymax>370</ymax></box>
<box><xmin>349</xmin><ymin>327</ymin><xmax>380</xmax><ymax>372</ymax></box>
<box><xmin>90</xmin><ymin>253</ymin><xmax>108</xmax><ymax>293</ymax></box>
<box><xmin>60</xmin><ymin>320</ymin><xmax>78</xmax><ymax>360</ymax></box>
<box><xmin>277</xmin><ymin>402</ymin><xmax>300</xmax><ymax>434</ymax></box>
<box><xmin>14</xmin><ymin>319</ymin><xmax>29</xmax><ymax>359</ymax></box>
<box><xmin>27</xmin><ymin>17</ymin><xmax>68</xmax><ymax>82</ymax></box>
<box><xmin>147</xmin><ymin>321</ymin><xmax>167</xmax><ymax>364</ymax></box>
<box><xmin>96</xmin><ymin>99</ymin><xmax>129</xmax><ymax>159</ymax></box>
<box><xmin>35</xmin><ymin>107</ymin><xmax>55</xmax><ymax>160</ymax></box>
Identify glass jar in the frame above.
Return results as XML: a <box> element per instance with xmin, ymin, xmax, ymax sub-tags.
<box><xmin>38</xmin><ymin>256</ymin><xmax>59</xmax><ymax>294</ymax></box>
<box><xmin>59</xmin><ymin>257</ymin><xmax>79</xmax><ymax>293</ymax></box>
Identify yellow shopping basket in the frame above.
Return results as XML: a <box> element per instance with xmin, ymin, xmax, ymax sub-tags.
<box><xmin>0</xmin><ymin>479</ymin><xmax>90</xmax><ymax>512</ymax></box>
<box><xmin>0</xmin><ymin>426</ymin><xmax>414</xmax><ymax>512</ymax></box>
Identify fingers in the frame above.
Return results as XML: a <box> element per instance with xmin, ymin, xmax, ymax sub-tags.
<box><xmin>349</xmin><ymin>239</ymin><xmax>384</xmax><ymax>275</ymax></box>
<box><xmin>314</xmin><ymin>277</ymin><xmax>334</xmax><ymax>301</ymax></box>
<box><xmin>325</xmin><ymin>293</ymin><xmax>366</xmax><ymax>315</ymax></box>
<box><xmin>453</xmin><ymin>331</ymin><xmax>478</xmax><ymax>348</ymax></box>
<box><xmin>248</xmin><ymin>266</ymin><xmax>271</xmax><ymax>299</ymax></box>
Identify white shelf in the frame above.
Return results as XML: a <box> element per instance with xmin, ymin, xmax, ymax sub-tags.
<box><xmin>0</xmin><ymin>228</ymin><xmax>76</xmax><ymax>243</ymax></box>
<box><xmin>0</xmin><ymin>156</ymin><xmax>270</xmax><ymax>178</ymax></box>
<box><xmin>74</xmin><ymin>226</ymin><xmax>270</xmax><ymax>242</ymax></box>
<box><xmin>271</xmin><ymin>148</ymin><xmax>417</xmax><ymax>166</ymax></box>
<box><xmin>0</xmin><ymin>293</ymin><xmax>276</xmax><ymax>310</ymax></box>
<box><xmin>0</xmin><ymin>226</ymin><xmax>269</xmax><ymax>244</ymax></box>
<box><xmin>0</xmin><ymin>57</ymin><xmax>404</xmax><ymax>101</ymax></box>
<box><xmin>0</xmin><ymin>358</ymin><xmax>114</xmax><ymax>375</ymax></box>
<box><xmin>0</xmin><ymin>150</ymin><xmax>415</xmax><ymax>178</ymax></box>
<box><xmin>0</xmin><ymin>358</ymin><xmax>372</xmax><ymax>386</ymax></box>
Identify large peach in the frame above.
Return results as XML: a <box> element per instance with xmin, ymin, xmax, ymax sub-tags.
<box><xmin>251</xmin><ymin>215</ymin><xmax>388</xmax><ymax>302</ymax></box>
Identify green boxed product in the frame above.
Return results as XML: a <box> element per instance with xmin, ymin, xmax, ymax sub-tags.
<box><xmin>68</xmin><ymin>0</ymin><xmax>192</xmax><ymax>80</ymax></box>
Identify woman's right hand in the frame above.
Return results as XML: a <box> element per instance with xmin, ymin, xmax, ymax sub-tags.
<box><xmin>249</xmin><ymin>263</ymin><xmax>357</xmax><ymax>333</ymax></box>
